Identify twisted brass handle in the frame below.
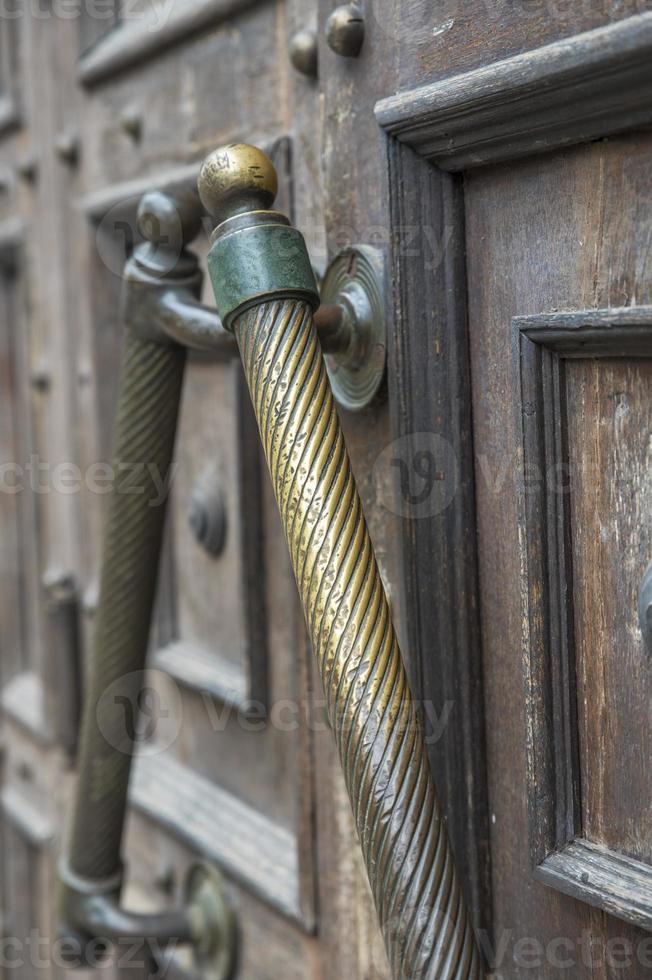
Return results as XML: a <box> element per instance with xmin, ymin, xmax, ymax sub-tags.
<box><xmin>68</xmin><ymin>332</ymin><xmax>185</xmax><ymax>882</ymax></box>
<box><xmin>59</xmin><ymin>192</ymin><xmax>235</xmax><ymax>978</ymax></box>
<box><xmin>198</xmin><ymin>145</ymin><xmax>483</xmax><ymax>979</ymax></box>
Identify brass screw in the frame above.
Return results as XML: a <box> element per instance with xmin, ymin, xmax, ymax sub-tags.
<box><xmin>30</xmin><ymin>365</ymin><xmax>51</xmax><ymax>392</ymax></box>
<box><xmin>17</xmin><ymin>154</ymin><xmax>37</xmax><ymax>183</ymax></box>
<box><xmin>289</xmin><ymin>28</ymin><xmax>318</xmax><ymax>78</ymax></box>
<box><xmin>120</xmin><ymin>106</ymin><xmax>143</xmax><ymax>142</ymax></box>
<box><xmin>326</xmin><ymin>4</ymin><xmax>365</xmax><ymax>58</ymax></box>
<box><xmin>55</xmin><ymin>132</ymin><xmax>80</xmax><ymax>167</ymax></box>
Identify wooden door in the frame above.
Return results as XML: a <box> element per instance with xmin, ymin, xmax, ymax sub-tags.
<box><xmin>372</xmin><ymin>5</ymin><xmax>652</xmax><ymax>977</ymax></box>
<box><xmin>0</xmin><ymin>2</ymin><xmax>650</xmax><ymax>979</ymax></box>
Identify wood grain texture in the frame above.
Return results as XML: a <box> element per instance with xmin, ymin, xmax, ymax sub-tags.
<box><xmin>0</xmin><ymin>244</ymin><xmax>43</xmax><ymax>746</ymax></box>
<box><xmin>386</xmin><ymin>139</ymin><xmax>492</xmax><ymax>936</ymax></box>
<box><xmin>0</xmin><ymin>261</ymin><xmax>27</xmax><ymax>693</ymax></box>
<box><xmin>130</xmin><ymin>751</ymin><xmax>314</xmax><ymax>929</ymax></box>
<box><xmin>538</xmin><ymin>840</ymin><xmax>652</xmax><ymax>932</ymax></box>
<box><xmin>376</xmin><ymin>14</ymin><xmax>652</xmax><ymax>171</ymax></box>
<box><xmin>172</xmin><ymin>359</ymin><xmax>267</xmax><ymax>708</ymax></box>
<box><xmin>77</xmin><ymin>0</ymin><xmax>120</xmax><ymax>59</ymax></box>
<box><xmin>516</xmin><ymin>310</ymin><xmax>652</xmax><ymax>931</ymax></box>
<box><xmin>466</xmin><ymin>133</ymin><xmax>652</xmax><ymax>976</ymax></box>
<box><xmin>392</xmin><ymin>0</ymin><xmax>645</xmax><ymax>93</ymax></box>
<box><xmin>77</xmin><ymin>0</ymin><xmax>265</xmax><ymax>86</ymax></box>
<box><xmin>517</xmin><ymin>326</ymin><xmax>580</xmax><ymax>867</ymax></box>
<box><xmin>566</xmin><ymin>358</ymin><xmax>652</xmax><ymax>860</ymax></box>
<box><xmin>517</xmin><ymin>307</ymin><xmax>652</xmax><ymax>356</ymax></box>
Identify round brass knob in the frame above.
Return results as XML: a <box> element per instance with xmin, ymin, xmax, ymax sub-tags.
<box><xmin>197</xmin><ymin>143</ymin><xmax>278</xmax><ymax>223</ymax></box>
<box><xmin>55</xmin><ymin>131</ymin><xmax>80</xmax><ymax>166</ymax></box>
<box><xmin>326</xmin><ymin>4</ymin><xmax>365</xmax><ymax>58</ymax></box>
<box><xmin>289</xmin><ymin>28</ymin><xmax>318</xmax><ymax>78</ymax></box>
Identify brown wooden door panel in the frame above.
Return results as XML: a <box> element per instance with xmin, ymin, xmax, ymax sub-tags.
<box><xmin>464</xmin><ymin>134</ymin><xmax>652</xmax><ymax>972</ymax></box>
<box><xmin>568</xmin><ymin>357</ymin><xmax>651</xmax><ymax>862</ymax></box>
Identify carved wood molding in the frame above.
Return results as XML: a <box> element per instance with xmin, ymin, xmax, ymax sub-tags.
<box><xmin>383</xmin><ymin>139</ymin><xmax>492</xmax><ymax>935</ymax></box>
<box><xmin>516</xmin><ymin>306</ymin><xmax>652</xmax><ymax>931</ymax></box>
<box><xmin>539</xmin><ymin>839</ymin><xmax>652</xmax><ymax>933</ymax></box>
<box><xmin>79</xmin><ymin>136</ymin><xmax>289</xmax><ymax>228</ymax></box>
<box><xmin>80</xmin><ymin>162</ymin><xmax>204</xmax><ymax>224</ymax></box>
<box><xmin>130</xmin><ymin>752</ymin><xmax>316</xmax><ymax>931</ymax></box>
<box><xmin>154</xmin><ymin>641</ymin><xmax>251</xmax><ymax>709</ymax></box>
<box><xmin>0</xmin><ymin>785</ymin><xmax>55</xmax><ymax>848</ymax></box>
<box><xmin>77</xmin><ymin>0</ymin><xmax>265</xmax><ymax>87</ymax></box>
<box><xmin>0</xmin><ymin>673</ymin><xmax>51</xmax><ymax>748</ymax></box>
<box><xmin>375</xmin><ymin>13</ymin><xmax>652</xmax><ymax>171</ymax></box>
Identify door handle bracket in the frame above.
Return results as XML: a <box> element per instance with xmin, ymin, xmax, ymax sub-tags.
<box><xmin>319</xmin><ymin>243</ymin><xmax>386</xmax><ymax>411</ymax></box>
<box><xmin>124</xmin><ymin>188</ymin><xmax>387</xmax><ymax>408</ymax></box>
<box><xmin>58</xmin><ymin>859</ymin><xmax>235</xmax><ymax>978</ymax></box>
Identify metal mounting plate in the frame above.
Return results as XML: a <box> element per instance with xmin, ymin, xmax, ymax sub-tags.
<box><xmin>185</xmin><ymin>863</ymin><xmax>237</xmax><ymax>980</ymax></box>
<box><xmin>321</xmin><ymin>245</ymin><xmax>386</xmax><ymax>412</ymax></box>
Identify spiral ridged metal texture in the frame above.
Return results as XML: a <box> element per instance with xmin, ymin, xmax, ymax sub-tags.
<box><xmin>68</xmin><ymin>333</ymin><xmax>185</xmax><ymax>882</ymax></box>
<box><xmin>234</xmin><ymin>299</ymin><xmax>482</xmax><ymax>979</ymax></box>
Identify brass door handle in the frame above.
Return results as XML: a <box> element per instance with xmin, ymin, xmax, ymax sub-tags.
<box><xmin>198</xmin><ymin>145</ymin><xmax>483</xmax><ymax>980</ymax></box>
<box><xmin>58</xmin><ymin>191</ymin><xmax>235</xmax><ymax>979</ymax></box>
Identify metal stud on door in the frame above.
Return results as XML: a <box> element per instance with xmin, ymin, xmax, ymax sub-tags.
<box><xmin>198</xmin><ymin>144</ymin><xmax>483</xmax><ymax>980</ymax></box>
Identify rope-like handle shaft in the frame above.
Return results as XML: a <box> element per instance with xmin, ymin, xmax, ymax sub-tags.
<box><xmin>68</xmin><ymin>333</ymin><xmax>185</xmax><ymax>882</ymax></box>
<box><xmin>234</xmin><ymin>299</ymin><xmax>482</xmax><ymax>980</ymax></box>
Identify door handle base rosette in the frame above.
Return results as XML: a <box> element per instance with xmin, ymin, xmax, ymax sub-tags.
<box><xmin>198</xmin><ymin>144</ymin><xmax>483</xmax><ymax>980</ymax></box>
<box><xmin>185</xmin><ymin>863</ymin><xmax>237</xmax><ymax>980</ymax></box>
<box><xmin>319</xmin><ymin>244</ymin><xmax>386</xmax><ymax>411</ymax></box>
<box><xmin>58</xmin><ymin>860</ymin><xmax>235</xmax><ymax>979</ymax></box>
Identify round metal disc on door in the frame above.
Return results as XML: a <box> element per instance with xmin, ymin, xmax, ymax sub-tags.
<box><xmin>320</xmin><ymin>245</ymin><xmax>386</xmax><ymax>412</ymax></box>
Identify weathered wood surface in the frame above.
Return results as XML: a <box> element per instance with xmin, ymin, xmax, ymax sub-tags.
<box><xmin>567</xmin><ymin>358</ymin><xmax>652</xmax><ymax>860</ymax></box>
<box><xmin>538</xmin><ymin>840</ymin><xmax>652</xmax><ymax>932</ymax></box>
<box><xmin>517</xmin><ymin>307</ymin><xmax>652</xmax><ymax>355</ymax></box>
<box><xmin>376</xmin><ymin>15</ymin><xmax>652</xmax><ymax>171</ymax></box>
<box><xmin>390</xmin><ymin>1</ymin><xmax>647</xmax><ymax>96</ymax></box>
<box><xmin>467</xmin><ymin>130</ymin><xmax>652</xmax><ymax>975</ymax></box>
<box><xmin>386</xmin><ymin>139</ymin><xmax>492</xmax><ymax>934</ymax></box>
<box><xmin>77</xmin><ymin>0</ymin><xmax>264</xmax><ymax>86</ymax></box>
<box><xmin>514</xmin><ymin>307</ymin><xmax>652</xmax><ymax>932</ymax></box>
